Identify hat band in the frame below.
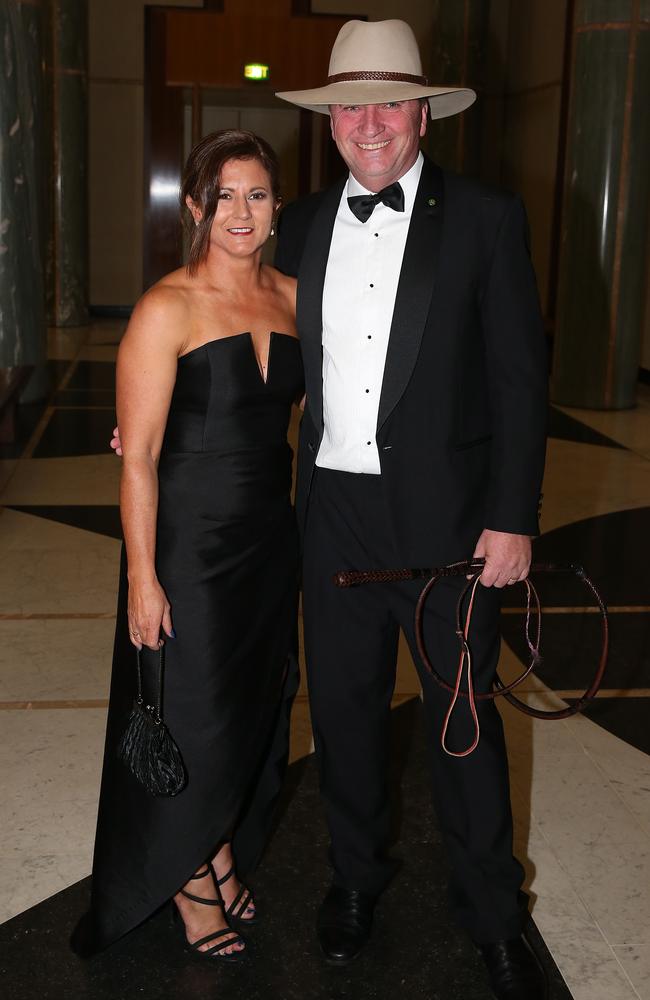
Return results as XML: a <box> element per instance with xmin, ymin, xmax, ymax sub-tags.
<box><xmin>327</xmin><ymin>70</ymin><xmax>428</xmax><ymax>86</ymax></box>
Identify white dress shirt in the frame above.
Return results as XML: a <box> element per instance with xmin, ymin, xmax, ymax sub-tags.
<box><xmin>316</xmin><ymin>152</ymin><xmax>424</xmax><ymax>474</ymax></box>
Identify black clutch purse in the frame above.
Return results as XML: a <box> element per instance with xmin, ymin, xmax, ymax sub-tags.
<box><xmin>118</xmin><ymin>644</ymin><xmax>187</xmax><ymax>796</ymax></box>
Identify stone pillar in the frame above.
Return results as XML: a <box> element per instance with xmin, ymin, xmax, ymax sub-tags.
<box><xmin>427</xmin><ymin>0</ymin><xmax>491</xmax><ymax>176</ymax></box>
<box><xmin>0</xmin><ymin>0</ymin><xmax>47</xmax><ymax>368</ymax></box>
<box><xmin>552</xmin><ymin>0</ymin><xmax>650</xmax><ymax>409</ymax></box>
<box><xmin>46</xmin><ymin>0</ymin><xmax>88</xmax><ymax>326</ymax></box>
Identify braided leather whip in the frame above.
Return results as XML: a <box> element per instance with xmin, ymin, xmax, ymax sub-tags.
<box><xmin>334</xmin><ymin>559</ymin><xmax>609</xmax><ymax>731</ymax></box>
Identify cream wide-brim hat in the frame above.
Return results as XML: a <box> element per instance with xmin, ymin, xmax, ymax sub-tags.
<box><xmin>276</xmin><ymin>19</ymin><xmax>476</xmax><ymax>119</ymax></box>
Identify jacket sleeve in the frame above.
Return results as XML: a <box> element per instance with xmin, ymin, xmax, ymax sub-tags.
<box><xmin>273</xmin><ymin>205</ymin><xmax>298</xmax><ymax>277</ymax></box>
<box><xmin>273</xmin><ymin>200</ymin><xmax>310</xmax><ymax>278</ymax></box>
<box><xmin>481</xmin><ymin>195</ymin><xmax>548</xmax><ymax>536</ymax></box>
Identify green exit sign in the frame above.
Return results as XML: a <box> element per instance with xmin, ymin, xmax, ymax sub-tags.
<box><xmin>244</xmin><ymin>63</ymin><xmax>270</xmax><ymax>81</ymax></box>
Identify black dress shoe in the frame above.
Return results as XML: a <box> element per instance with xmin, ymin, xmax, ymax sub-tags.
<box><xmin>479</xmin><ymin>936</ymin><xmax>548</xmax><ymax>1000</ymax></box>
<box><xmin>316</xmin><ymin>886</ymin><xmax>376</xmax><ymax>965</ymax></box>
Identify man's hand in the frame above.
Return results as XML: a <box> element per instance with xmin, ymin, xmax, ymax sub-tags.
<box><xmin>472</xmin><ymin>529</ymin><xmax>531</xmax><ymax>588</ymax></box>
<box><xmin>111</xmin><ymin>426</ymin><xmax>122</xmax><ymax>456</ymax></box>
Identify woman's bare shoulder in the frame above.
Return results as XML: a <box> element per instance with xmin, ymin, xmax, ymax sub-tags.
<box><xmin>122</xmin><ymin>270</ymin><xmax>192</xmax><ymax>354</ymax></box>
<box><xmin>131</xmin><ymin>271</ymin><xmax>192</xmax><ymax>326</ymax></box>
<box><xmin>264</xmin><ymin>265</ymin><xmax>297</xmax><ymax>308</ymax></box>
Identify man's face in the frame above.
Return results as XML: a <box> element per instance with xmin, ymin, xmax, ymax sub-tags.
<box><xmin>329</xmin><ymin>99</ymin><xmax>427</xmax><ymax>191</ymax></box>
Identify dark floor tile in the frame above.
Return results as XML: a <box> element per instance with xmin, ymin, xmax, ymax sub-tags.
<box><xmin>503</xmin><ymin>507</ymin><xmax>650</xmax><ymax>608</ymax></box>
<box><xmin>0</xmin><ymin>402</ymin><xmax>47</xmax><ymax>459</ymax></box>
<box><xmin>566</xmin><ymin>697</ymin><xmax>650</xmax><ymax>756</ymax></box>
<box><xmin>7</xmin><ymin>505</ymin><xmax>122</xmax><ymax>540</ymax></box>
<box><xmin>47</xmin><ymin>359</ymin><xmax>73</xmax><ymax>392</ymax></box>
<box><xmin>66</xmin><ymin>361</ymin><xmax>116</xmax><ymax>392</ymax></box>
<box><xmin>501</xmin><ymin>611</ymin><xmax>648</xmax><ymax>693</ymax></box>
<box><xmin>31</xmin><ymin>409</ymin><xmax>117</xmax><ymax>458</ymax></box>
<box><xmin>498</xmin><ymin>509</ymin><xmax>650</xmax><ymax>756</ymax></box>
<box><xmin>0</xmin><ymin>362</ymin><xmax>71</xmax><ymax>459</ymax></box>
<box><xmin>0</xmin><ymin>701</ymin><xmax>572</xmax><ymax>1000</ymax></box>
<box><xmin>547</xmin><ymin>407</ymin><xmax>624</xmax><ymax>449</ymax></box>
<box><xmin>54</xmin><ymin>389</ymin><xmax>116</xmax><ymax>407</ymax></box>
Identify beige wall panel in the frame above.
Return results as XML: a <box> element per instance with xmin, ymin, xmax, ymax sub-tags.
<box><xmin>89</xmin><ymin>0</ymin><xmax>203</xmax><ymax>81</ymax></box>
<box><xmin>506</xmin><ymin>0</ymin><xmax>567</xmax><ymax>94</ymax></box>
<box><xmin>502</xmin><ymin>85</ymin><xmax>563</xmax><ymax>310</ymax></box>
<box><xmin>239</xmin><ymin>107</ymin><xmax>300</xmax><ymax>204</ymax></box>
<box><xmin>89</xmin><ymin>82</ymin><xmax>143</xmax><ymax>306</ymax></box>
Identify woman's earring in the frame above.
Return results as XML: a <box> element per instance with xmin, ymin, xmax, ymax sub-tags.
<box><xmin>270</xmin><ymin>226</ymin><xmax>275</xmax><ymax>236</ymax></box>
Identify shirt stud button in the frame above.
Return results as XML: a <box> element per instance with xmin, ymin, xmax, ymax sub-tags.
<box><xmin>365</xmin><ymin>389</ymin><xmax>370</xmax><ymax>393</ymax></box>
<box><xmin>369</xmin><ymin>283</ymin><xmax>374</xmax><ymax>288</ymax></box>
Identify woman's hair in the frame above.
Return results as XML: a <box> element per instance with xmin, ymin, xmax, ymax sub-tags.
<box><xmin>180</xmin><ymin>129</ymin><xmax>281</xmax><ymax>276</ymax></box>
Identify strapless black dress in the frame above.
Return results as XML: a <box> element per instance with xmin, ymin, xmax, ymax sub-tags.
<box><xmin>75</xmin><ymin>332</ymin><xmax>303</xmax><ymax>953</ymax></box>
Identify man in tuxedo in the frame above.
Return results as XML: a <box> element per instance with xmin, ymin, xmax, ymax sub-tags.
<box><xmin>275</xmin><ymin>19</ymin><xmax>548</xmax><ymax>1000</ymax></box>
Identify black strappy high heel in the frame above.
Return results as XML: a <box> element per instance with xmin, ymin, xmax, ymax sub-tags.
<box><xmin>214</xmin><ymin>865</ymin><xmax>257</xmax><ymax>927</ymax></box>
<box><xmin>173</xmin><ymin>866</ymin><xmax>246</xmax><ymax>962</ymax></box>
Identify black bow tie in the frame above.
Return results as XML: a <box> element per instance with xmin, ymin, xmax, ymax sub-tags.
<box><xmin>347</xmin><ymin>181</ymin><xmax>405</xmax><ymax>223</ymax></box>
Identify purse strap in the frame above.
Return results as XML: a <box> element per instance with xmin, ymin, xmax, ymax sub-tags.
<box><xmin>135</xmin><ymin>646</ymin><xmax>164</xmax><ymax>724</ymax></box>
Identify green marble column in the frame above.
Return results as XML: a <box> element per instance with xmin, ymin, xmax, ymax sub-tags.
<box><xmin>427</xmin><ymin>0</ymin><xmax>491</xmax><ymax>175</ymax></box>
<box><xmin>552</xmin><ymin>0</ymin><xmax>650</xmax><ymax>409</ymax></box>
<box><xmin>46</xmin><ymin>0</ymin><xmax>88</xmax><ymax>326</ymax></box>
<box><xmin>0</xmin><ymin>0</ymin><xmax>47</xmax><ymax>368</ymax></box>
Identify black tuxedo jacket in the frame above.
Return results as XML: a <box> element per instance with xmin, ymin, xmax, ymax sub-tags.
<box><xmin>275</xmin><ymin>155</ymin><xmax>548</xmax><ymax>565</ymax></box>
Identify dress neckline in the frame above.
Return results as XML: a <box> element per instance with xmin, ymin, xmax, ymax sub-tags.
<box><xmin>178</xmin><ymin>331</ymin><xmax>299</xmax><ymax>385</ymax></box>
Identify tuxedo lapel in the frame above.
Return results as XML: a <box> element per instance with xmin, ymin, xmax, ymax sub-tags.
<box><xmin>296</xmin><ymin>179</ymin><xmax>346</xmax><ymax>433</ymax></box>
<box><xmin>377</xmin><ymin>158</ymin><xmax>444</xmax><ymax>430</ymax></box>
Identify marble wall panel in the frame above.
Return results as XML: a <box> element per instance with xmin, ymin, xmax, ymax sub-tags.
<box><xmin>553</xmin><ymin>20</ymin><xmax>650</xmax><ymax>408</ymax></box>
<box><xmin>50</xmin><ymin>72</ymin><xmax>88</xmax><ymax>325</ymax></box>
<box><xmin>0</xmin><ymin>0</ymin><xmax>47</xmax><ymax>367</ymax></box>
<box><xmin>576</xmin><ymin>0</ymin><xmax>634</xmax><ymax>22</ymax></box>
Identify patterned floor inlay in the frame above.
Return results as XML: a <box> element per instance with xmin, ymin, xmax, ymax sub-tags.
<box><xmin>547</xmin><ymin>406</ymin><xmax>625</xmax><ymax>450</ymax></box>
<box><xmin>0</xmin><ymin>699</ymin><xmax>572</xmax><ymax>1000</ymax></box>
<box><xmin>566</xmin><ymin>696</ymin><xmax>650</xmax><ymax>756</ymax></box>
<box><xmin>7</xmin><ymin>505</ymin><xmax>122</xmax><ymax>540</ymax></box>
<box><xmin>1</xmin><ymin>318</ymin><xmax>648</xmax><ymax>1000</ymax></box>
<box><xmin>500</xmin><ymin>507</ymin><xmax>650</xmax><ymax>756</ymax></box>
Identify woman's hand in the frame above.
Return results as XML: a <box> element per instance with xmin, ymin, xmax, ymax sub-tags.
<box><xmin>127</xmin><ymin>578</ymin><xmax>174</xmax><ymax>650</ymax></box>
<box><xmin>111</xmin><ymin>426</ymin><xmax>122</xmax><ymax>456</ymax></box>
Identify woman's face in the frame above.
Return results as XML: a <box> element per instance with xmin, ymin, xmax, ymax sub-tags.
<box><xmin>197</xmin><ymin>157</ymin><xmax>277</xmax><ymax>260</ymax></box>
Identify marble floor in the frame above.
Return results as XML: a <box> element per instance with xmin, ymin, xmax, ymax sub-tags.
<box><xmin>1</xmin><ymin>320</ymin><xmax>649</xmax><ymax>999</ymax></box>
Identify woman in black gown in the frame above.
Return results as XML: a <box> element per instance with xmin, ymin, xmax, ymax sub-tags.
<box><xmin>73</xmin><ymin>131</ymin><xmax>303</xmax><ymax>960</ymax></box>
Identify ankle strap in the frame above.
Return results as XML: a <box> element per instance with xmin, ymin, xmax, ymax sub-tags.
<box><xmin>216</xmin><ymin>865</ymin><xmax>235</xmax><ymax>887</ymax></box>
<box><xmin>179</xmin><ymin>887</ymin><xmax>224</xmax><ymax>906</ymax></box>
<box><xmin>189</xmin><ymin>866</ymin><xmax>211</xmax><ymax>880</ymax></box>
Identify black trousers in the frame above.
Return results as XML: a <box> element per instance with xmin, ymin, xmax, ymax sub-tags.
<box><xmin>302</xmin><ymin>468</ymin><xmax>527</xmax><ymax>944</ymax></box>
